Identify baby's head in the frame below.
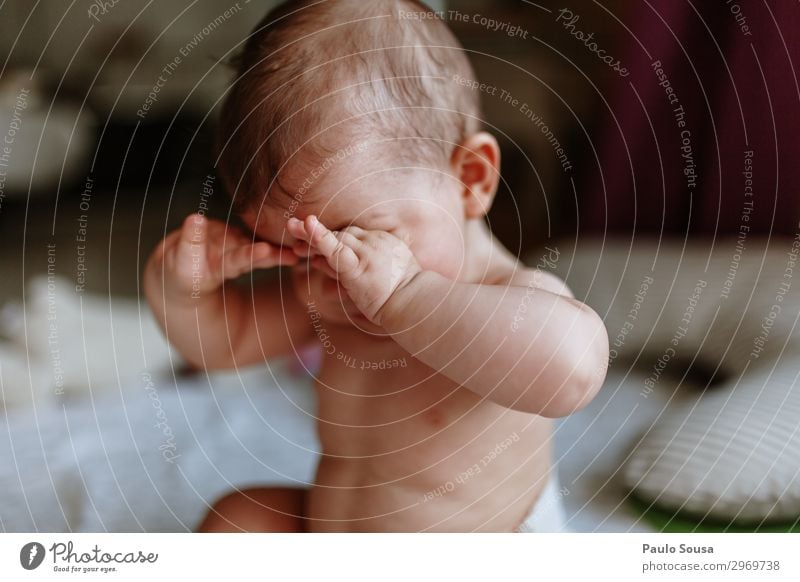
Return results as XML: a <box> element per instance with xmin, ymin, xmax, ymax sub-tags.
<box><xmin>217</xmin><ymin>0</ymin><xmax>501</xmax><ymax>323</ymax></box>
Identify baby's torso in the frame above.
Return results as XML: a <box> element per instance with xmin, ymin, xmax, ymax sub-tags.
<box><xmin>307</xmin><ymin>328</ymin><xmax>553</xmax><ymax>532</ymax></box>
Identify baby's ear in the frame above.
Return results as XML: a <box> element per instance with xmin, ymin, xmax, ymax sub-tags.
<box><xmin>450</xmin><ymin>132</ymin><xmax>501</xmax><ymax>219</ymax></box>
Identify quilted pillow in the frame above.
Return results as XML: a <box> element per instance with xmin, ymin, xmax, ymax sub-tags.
<box><xmin>622</xmin><ymin>349</ymin><xmax>800</xmax><ymax>523</ymax></box>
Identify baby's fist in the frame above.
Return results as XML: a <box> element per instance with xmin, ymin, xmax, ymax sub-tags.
<box><xmin>146</xmin><ymin>214</ymin><xmax>297</xmax><ymax>302</ymax></box>
<box><xmin>287</xmin><ymin>216</ymin><xmax>421</xmax><ymax>325</ymax></box>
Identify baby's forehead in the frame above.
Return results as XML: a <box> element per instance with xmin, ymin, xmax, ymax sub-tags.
<box><xmin>242</xmin><ymin>181</ymin><xmax>367</xmax><ymax>244</ymax></box>
<box><xmin>251</xmin><ymin>150</ymin><xmax>442</xmax><ymax>228</ymax></box>
<box><xmin>273</xmin><ymin>150</ymin><xmax>397</xmax><ymax>208</ymax></box>
<box><xmin>246</xmin><ymin>173</ymin><xmax>427</xmax><ymax>246</ymax></box>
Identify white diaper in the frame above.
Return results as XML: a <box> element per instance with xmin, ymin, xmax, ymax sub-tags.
<box><xmin>516</xmin><ymin>473</ymin><xmax>570</xmax><ymax>533</ymax></box>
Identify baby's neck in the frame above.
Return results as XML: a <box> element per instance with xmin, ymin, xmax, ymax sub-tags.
<box><xmin>458</xmin><ymin>219</ymin><xmax>517</xmax><ymax>284</ymax></box>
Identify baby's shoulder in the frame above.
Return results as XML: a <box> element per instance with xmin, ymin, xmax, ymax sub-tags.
<box><xmin>487</xmin><ymin>263</ymin><xmax>575</xmax><ymax>299</ymax></box>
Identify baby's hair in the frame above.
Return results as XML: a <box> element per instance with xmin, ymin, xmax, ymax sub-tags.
<box><xmin>216</xmin><ymin>0</ymin><xmax>482</xmax><ymax>212</ymax></box>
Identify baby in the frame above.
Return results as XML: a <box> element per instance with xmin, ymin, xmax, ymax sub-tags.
<box><xmin>144</xmin><ymin>0</ymin><xmax>609</xmax><ymax>532</ymax></box>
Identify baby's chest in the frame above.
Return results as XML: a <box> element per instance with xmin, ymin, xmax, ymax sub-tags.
<box><xmin>315</xmin><ymin>354</ymin><xmax>470</xmax><ymax>422</ymax></box>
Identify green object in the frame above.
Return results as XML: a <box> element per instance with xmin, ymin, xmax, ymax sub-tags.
<box><xmin>626</xmin><ymin>493</ymin><xmax>800</xmax><ymax>533</ymax></box>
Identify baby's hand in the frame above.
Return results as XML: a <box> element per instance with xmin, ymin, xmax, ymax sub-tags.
<box><xmin>287</xmin><ymin>215</ymin><xmax>421</xmax><ymax>325</ymax></box>
<box><xmin>147</xmin><ymin>213</ymin><xmax>298</xmax><ymax>301</ymax></box>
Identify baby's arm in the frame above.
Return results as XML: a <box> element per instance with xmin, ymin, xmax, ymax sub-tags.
<box><xmin>144</xmin><ymin>214</ymin><xmax>311</xmax><ymax>369</ymax></box>
<box><xmin>288</xmin><ymin>215</ymin><xmax>608</xmax><ymax>417</ymax></box>
<box><xmin>381</xmin><ymin>269</ymin><xmax>608</xmax><ymax>417</ymax></box>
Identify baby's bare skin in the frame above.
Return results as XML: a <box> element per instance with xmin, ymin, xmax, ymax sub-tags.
<box><xmin>145</xmin><ymin>140</ymin><xmax>609</xmax><ymax>532</ymax></box>
<box><xmin>305</xmin><ymin>225</ymin><xmax>555</xmax><ymax>532</ymax></box>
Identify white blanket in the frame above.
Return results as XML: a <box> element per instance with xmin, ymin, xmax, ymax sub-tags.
<box><xmin>0</xmin><ymin>365</ymin><xmax>319</xmax><ymax>532</ymax></box>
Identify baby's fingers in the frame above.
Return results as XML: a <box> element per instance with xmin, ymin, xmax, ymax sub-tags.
<box><xmin>286</xmin><ymin>216</ymin><xmax>310</xmax><ymax>241</ymax></box>
<box><xmin>222</xmin><ymin>242</ymin><xmax>297</xmax><ymax>279</ymax></box>
<box><xmin>292</xmin><ymin>240</ymin><xmax>320</xmax><ymax>258</ymax></box>
<box><xmin>305</xmin><ymin>215</ymin><xmax>360</xmax><ymax>274</ymax></box>
<box><xmin>311</xmin><ymin>256</ymin><xmax>339</xmax><ymax>279</ymax></box>
<box><xmin>246</xmin><ymin>240</ymin><xmax>299</xmax><ymax>267</ymax></box>
<box><xmin>173</xmin><ymin>214</ymin><xmax>207</xmax><ymax>275</ymax></box>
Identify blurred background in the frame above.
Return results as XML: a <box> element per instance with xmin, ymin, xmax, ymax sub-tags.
<box><xmin>0</xmin><ymin>0</ymin><xmax>634</xmax><ymax>302</ymax></box>
<box><xmin>5</xmin><ymin>0</ymin><xmax>797</xmax><ymax>300</ymax></box>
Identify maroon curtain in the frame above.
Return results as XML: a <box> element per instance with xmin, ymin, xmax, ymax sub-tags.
<box><xmin>579</xmin><ymin>1</ymin><xmax>800</xmax><ymax>237</ymax></box>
